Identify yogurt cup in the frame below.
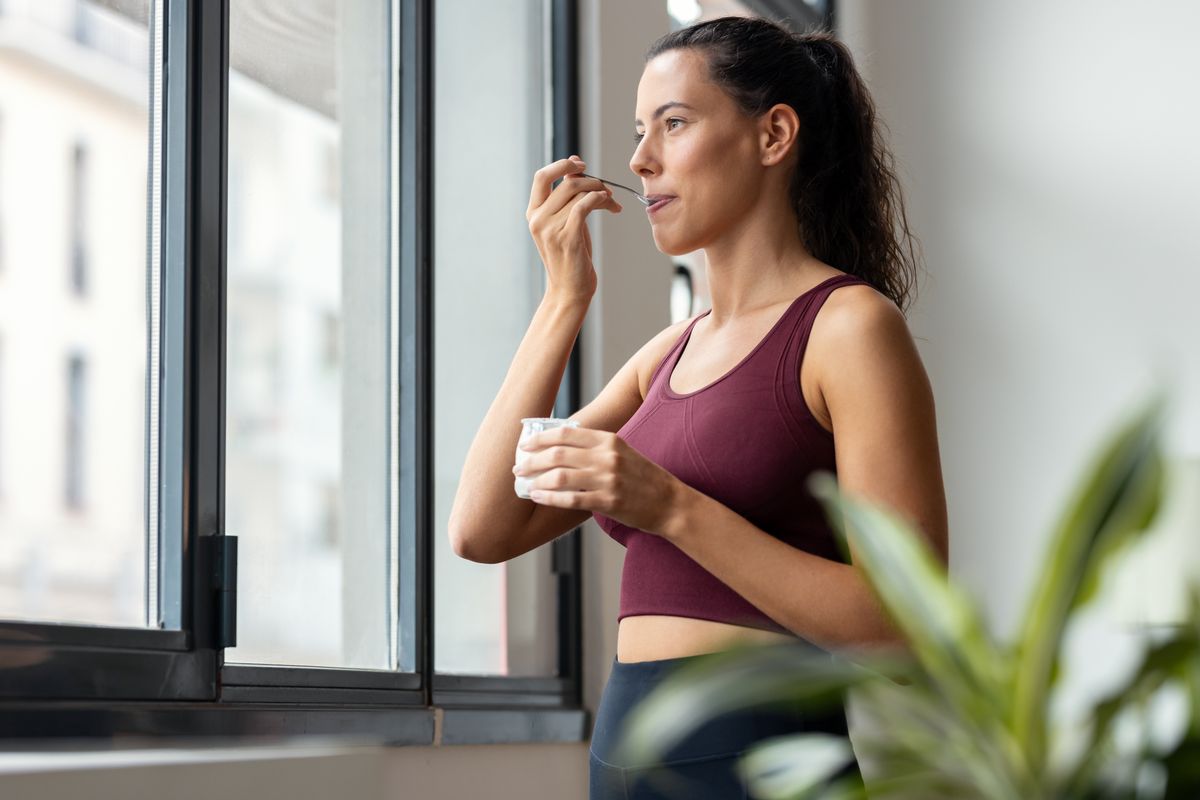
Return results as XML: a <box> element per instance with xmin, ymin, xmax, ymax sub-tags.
<box><xmin>514</xmin><ymin>417</ymin><xmax>579</xmax><ymax>499</ymax></box>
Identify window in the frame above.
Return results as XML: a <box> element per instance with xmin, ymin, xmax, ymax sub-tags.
<box><xmin>223</xmin><ymin>0</ymin><xmax>395</xmax><ymax>670</ymax></box>
<box><xmin>0</xmin><ymin>336</ymin><xmax>4</xmax><ymax>500</ymax></box>
<box><xmin>432</xmin><ymin>0</ymin><xmax>562</xmax><ymax>679</ymax></box>
<box><xmin>64</xmin><ymin>354</ymin><xmax>87</xmax><ymax>510</ymax></box>
<box><xmin>0</xmin><ymin>0</ymin><xmax>150</xmax><ymax>630</ymax></box>
<box><xmin>0</xmin><ymin>0</ymin><xmax>587</xmax><ymax>745</ymax></box>
<box><xmin>670</xmin><ymin>263</ymin><xmax>694</xmax><ymax>324</ymax></box>
<box><xmin>731</xmin><ymin>0</ymin><xmax>833</xmax><ymax>28</ymax></box>
<box><xmin>670</xmin><ymin>0</ymin><xmax>831</xmax><ymax>30</ymax></box>
<box><xmin>69</xmin><ymin>141</ymin><xmax>88</xmax><ymax>296</ymax></box>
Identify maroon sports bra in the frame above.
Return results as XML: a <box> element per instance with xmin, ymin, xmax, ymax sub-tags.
<box><xmin>592</xmin><ymin>274</ymin><xmax>870</xmax><ymax>634</ymax></box>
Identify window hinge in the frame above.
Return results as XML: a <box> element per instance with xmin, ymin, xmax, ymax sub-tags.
<box><xmin>209</xmin><ymin>535</ymin><xmax>238</xmax><ymax>648</ymax></box>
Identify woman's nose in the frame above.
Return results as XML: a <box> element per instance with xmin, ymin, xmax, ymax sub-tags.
<box><xmin>629</xmin><ymin>142</ymin><xmax>656</xmax><ymax>179</ymax></box>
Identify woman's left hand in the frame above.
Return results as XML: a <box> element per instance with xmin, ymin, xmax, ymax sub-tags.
<box><xmin>513</xmin><ymin>426</ymin><xmax>687</xmax><ymax>535</ymax></box>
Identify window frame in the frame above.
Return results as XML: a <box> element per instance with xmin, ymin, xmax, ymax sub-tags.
<box><xmin>0</xmin><ymin>0</ymin><xmax>589</xmax><ymax>747</ymax></box>
<box><xmin>740</xmin><ymin>0</ymin><xmax>835</xmax><ymax>29</ymax></box>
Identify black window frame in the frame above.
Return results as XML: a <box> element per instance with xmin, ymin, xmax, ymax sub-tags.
<box><xmin>0</xmin><ymin>0</ymin><xmax>587</xmax><ymax>748</ymax></box>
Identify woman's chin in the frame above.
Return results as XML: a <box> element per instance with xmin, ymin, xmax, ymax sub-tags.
<box><xmin>651</xmin><ymin>229</ymin><xmax>697</xmax><ymax>258</ymax></box>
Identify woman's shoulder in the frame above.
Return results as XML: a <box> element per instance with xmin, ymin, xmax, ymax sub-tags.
<box><xmin>807</xmin><ymin>277</ymin><xmax>915</xmax><ymax>383</ymax></box>
<box><xmin>816</xmin><ymin>273</ymin><xmax>900</xmax><ymax>328</ymax></box>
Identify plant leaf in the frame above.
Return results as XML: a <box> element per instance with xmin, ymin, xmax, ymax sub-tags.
<box><xmin>1011</xmin><ymin>391</ymin><xmax>1167</xmax><ymax>774</ymax></box>
<box><xmin>806</xmin><ymin>472</ymin><xmax>1010</xmax><ymax>733</ymax></box>
<box><xmin>736</xmin><ymin>733</ymin><xmax>858</xmax><ymax>799</ymax></box>
<box><xmin>610</xmin><ymin>641</ymin><xmax>904</xmax><ymax>770</ymax></box>
<box><xmin>1058</xmin><ymin>632</ymin><xmax>1199</xmax><ymax>797</ymax></box>
<box><xmin>1162</xmin><ymin>731</ymin><xmax>1200</xmax><ymax>799</ymax></box>
<box><xmin>850</xmin><ymin>675</ymin><xmax>1026</xmax><ymax>798</ymax></box>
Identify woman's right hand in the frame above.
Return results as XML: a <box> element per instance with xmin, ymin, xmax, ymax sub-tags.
<box><xmin>526</xmin><ymin>155</ymin><xmax>623</xmax><ymax>303</ymax></box>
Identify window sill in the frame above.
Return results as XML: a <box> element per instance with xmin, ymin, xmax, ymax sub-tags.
<box><xmin>0</xmin><ymin>703</ymin><xmax>591</xmax><ymax>749</ymax></box>
<box><xmin>0</xmin><ymin>741</ymin><xmax>377</xmax><ymax>775</ymax></box>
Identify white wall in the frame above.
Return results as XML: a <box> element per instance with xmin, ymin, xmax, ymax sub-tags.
<box><xmin>836</xmin><ymin>0</ymin><xmax>1200</xmax><ymax>734</ymax></box>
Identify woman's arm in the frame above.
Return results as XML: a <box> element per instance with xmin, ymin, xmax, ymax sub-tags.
<box><xmin>451</xmin><ymin>307</ymin><xmax>692</xmax><ymax>565</ymax></box>
<box><xmin>448</xmin><ymin>295</ymin><xmax>589</xmax><ymax>563</ymax></box>
<box><xmin>814</xmin><ymin>285</ymin><xmax>949</xmax><ymax>567</ymax></box>
<box><xmin>448</xmin><ymin>156</ymin><xmax>620</xmax><ymax>562</ymax></box>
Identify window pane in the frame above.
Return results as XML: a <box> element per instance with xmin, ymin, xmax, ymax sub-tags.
<box><xmin>670</xmin><ymin>265</ymin><xmax>694</xmax><ymax>324</ymax></box>
<box><xmin>225</xmin><ymin>0</ymin><xmax>396</xmax><ymax>670</ymax></box>
<box><xmin>0</xmin><ymin>0</ymin><xmax>155</xmax><ymax>627</ymax></box>
<box><xmin>433</xmin><ymin>0</ymin><xmax>559</xmax><ymax>677</ymax></box>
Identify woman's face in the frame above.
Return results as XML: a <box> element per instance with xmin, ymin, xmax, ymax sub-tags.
<box><xmin>629</xmin><ymin>48</ymin><xmax>767</xmax><ymax>256</ymax></box>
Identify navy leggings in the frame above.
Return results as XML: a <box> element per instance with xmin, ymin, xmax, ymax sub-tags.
<box><xmin>588</xmin><ymin>642</ymin><xmax>861</xmax><ymax>799</ymax></box>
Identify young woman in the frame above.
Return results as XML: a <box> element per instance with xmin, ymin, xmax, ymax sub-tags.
<box><xmin>449</xmin><ymin>16</ymin><xmax>949</xmax><ymax>799</ymax></box>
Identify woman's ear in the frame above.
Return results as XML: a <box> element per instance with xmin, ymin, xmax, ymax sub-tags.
<box><xmin>759</xmin><ymin>103</ymin><xmax>800</xmax><ymax>167</ymax></box>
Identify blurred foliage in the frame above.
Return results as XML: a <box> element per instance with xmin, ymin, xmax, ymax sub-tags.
<box><xmin>616</xmin><ymin>391</ymin><xmax>1200</xmax><ymax>799</ymax></box>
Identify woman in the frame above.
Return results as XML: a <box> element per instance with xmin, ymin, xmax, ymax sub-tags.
<box><xmin>448</xmin><ymin>16</ymin><xmax>949</xmax><ymax>799</ymax></box>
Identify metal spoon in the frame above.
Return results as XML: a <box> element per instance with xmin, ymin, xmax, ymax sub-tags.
<box><xmin>578</xmin><ymin>172</ymin><xmax>652</xmax><ymax>206</ymax></box>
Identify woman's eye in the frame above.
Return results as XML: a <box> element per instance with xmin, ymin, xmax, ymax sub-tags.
<box><xmin>633</xmin><ymin>118</ymin><xmax>683</xmax><ymax>144</ymax></box>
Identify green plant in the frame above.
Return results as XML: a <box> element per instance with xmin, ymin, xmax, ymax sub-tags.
<box><xmin>613</xmin><ymin>391</ymin><xmax>1200</xmax><ymax>799</ymax></box>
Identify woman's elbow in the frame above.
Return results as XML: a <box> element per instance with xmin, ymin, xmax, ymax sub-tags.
<box><xmin>448</xmin><ymin>522</ymin><xmax>504</xmax><ymax>564</ymax></box>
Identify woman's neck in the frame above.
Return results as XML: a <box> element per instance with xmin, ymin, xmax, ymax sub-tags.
<box><xmin>700</xmin><ymin>206</ymin><xmax>825</xmax><ymax>326</ymax></box>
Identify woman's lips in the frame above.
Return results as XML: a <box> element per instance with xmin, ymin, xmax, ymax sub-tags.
<box><xmin>646</xmin><ymin>196</ymin><xmax>676</xmax><ymax>215</ymax></box>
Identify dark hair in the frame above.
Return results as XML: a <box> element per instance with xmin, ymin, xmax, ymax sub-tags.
<box><xmin>645</xmin><ymin>17</ymin><xmax>921</xmax><ymax>314</ymax></box>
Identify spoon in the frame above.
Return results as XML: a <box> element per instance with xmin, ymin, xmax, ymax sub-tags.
<box><xmin>578</xmin><ymin>172</ymin><xmax>652</xmax><ymax>206</ymax></box>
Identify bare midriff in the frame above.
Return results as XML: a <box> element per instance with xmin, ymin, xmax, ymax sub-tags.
<box><xmin>616</xmin><ymin>614</ymin><xmax>799</xmax><ymax>664</ymax></box>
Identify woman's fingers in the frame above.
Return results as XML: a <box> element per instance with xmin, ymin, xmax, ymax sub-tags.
<box><xmin>525</xmin><ymin>157</ymin><xmax>620</xmax><ymax>302</ymax></box>
<box><xmin>563</xmin><ymin>189</ymin><xmax>616</xmax><ymax>238</ymax></box>
<box><xmin>528</xmin><ymin>157</ymin><xmax>622</xmax><ymax>220</ymax></box>
<box><xmin>515</xmin><ymin>444</ymin><xmax>585</xmax><ymax>477</ymax></box>
<box><xmin>540</xmin><ymin>173</ymin><xmax>613</xmax><ymax>219</ymax></box>
<box><xmin>527</xmin><ymin>156</ymin><xmax>587</xmax><ymax>218</ymax></box>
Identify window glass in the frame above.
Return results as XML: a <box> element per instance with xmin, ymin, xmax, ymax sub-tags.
<box><xmin>224</xmin><ymin>0</ymin><xmax>396</xmax><ymax>670</ymax></box>
<box><xmin>433</xmin><ymin>0</ymin><xmax>559</xmax><ymax>677</ymax></box>
<box><xmin>0</xmin><ymin>0</ymin><xmax>154</xmax><ymax>628</ymax></box>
